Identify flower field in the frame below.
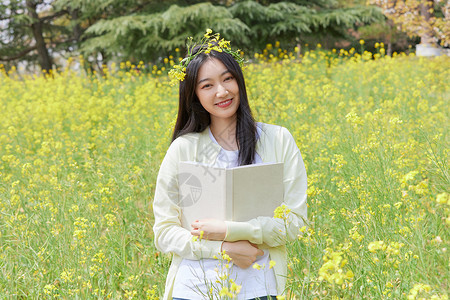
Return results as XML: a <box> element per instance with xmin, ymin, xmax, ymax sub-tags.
<box><xmin>0</xmin><ymin>48</ymin><xmax>449</xmax><ymax>299</ymax></box>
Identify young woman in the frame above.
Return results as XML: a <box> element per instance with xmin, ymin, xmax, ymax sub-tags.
<box><xmin>153</xmin><ymin>34</ymin><xmax>308</xmax><ymax>300</ymax></box>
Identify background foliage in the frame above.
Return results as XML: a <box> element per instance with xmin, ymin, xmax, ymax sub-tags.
<box><xmin>1</xmin><ymin>0</ymin><xmax>388</xmax><ymax>72</ymax></box>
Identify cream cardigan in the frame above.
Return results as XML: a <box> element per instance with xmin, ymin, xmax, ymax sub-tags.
<box><xmin>152</xmin><ymin>123</ymin><xmax>308</xmax><ymax>300</ymax></box>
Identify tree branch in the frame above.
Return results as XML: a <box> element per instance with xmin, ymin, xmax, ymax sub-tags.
<box><xmin>0</xmin><ymin>46</ymin><xmax>37</xmax><ymax>61</ymax></box>
<box><xmin>0</xmin><ymin>35</ymin><xmax>78</xmax><ymax>62</ymax></box>
<box><xmin>128</xmin><ymin>3</ymin><xmax>152</xmax><ymax>14</ymax></box>
<box><xmin>40</xmin><ymin>9</ymin><xmax>69</xmax><ymax>22</ymax></box>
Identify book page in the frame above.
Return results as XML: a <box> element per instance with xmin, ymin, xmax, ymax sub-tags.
<box><xmin>178</xmin><ymin>162</ymin><xmax>227</xmax><ymax>230</ymax></box>
<box><xmin>232</xmin><ymin>163</ymin><xmax>284</xmax><ymax>221</ymax></box>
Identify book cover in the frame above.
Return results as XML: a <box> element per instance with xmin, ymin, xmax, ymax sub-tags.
<box><xmin>177</xmin><ymin>161</ymin><xmax>284</xmax><ymax>230</ymax></box>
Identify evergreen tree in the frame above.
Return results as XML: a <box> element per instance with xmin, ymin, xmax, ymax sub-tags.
<box><xmin>82</xmin><ymin>0</ymin><xmax>383</xmax><ymax>63</ymax></box>
<box><xmin>0</xmin><ymin>0</ymin><xmax>72</xmax><ymax>72</ymax></box>
<box><xmin>229</xmin><ymin>0</ymin><xmax>383</xmax><ymax>51</ymax></box>
<box><xmin>1</xmin><ymin>0</ymin><xmax>384</xmax><ymax>72</ymax></box>
<box><xmin>80</xmin><ymin>2</ymin><xmax>250</xmax><ymax>63</ymax></box>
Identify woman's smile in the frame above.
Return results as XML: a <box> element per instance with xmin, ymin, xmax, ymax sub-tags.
<box><xmin>215</xmin><ymin>98</ymin><xmax>233</xmax><ymax>108</ymax></box>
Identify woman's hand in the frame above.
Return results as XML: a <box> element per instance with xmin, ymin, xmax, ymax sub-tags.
<box><xmin>221</xmin><ymin>241</ymin><xmax>264</xmax><ymax>269</ymax></box>
<box><xmin>190</xmin><ymin>219</ymin><xmax>227</xmax><ymax>241</ymax></box>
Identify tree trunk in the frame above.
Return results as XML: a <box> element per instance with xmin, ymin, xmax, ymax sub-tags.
<box><xmin>71</xmin><ymin>9</ymin><xmax>82</xmax><ymax>43</ymax></box>
<box><xmin>419</xmin><ymin>0</ymin><xmax>434</xmax><ymax>45</ymax></box>
<box><xmin>26</xmin><ymin>0</ymin><xmax>53</xmax><ymax>72</ymax></box>
<box><xmin>386</xmin><ymin>18</ymin><xmax>394</xmax><ymax>56</ymax></box>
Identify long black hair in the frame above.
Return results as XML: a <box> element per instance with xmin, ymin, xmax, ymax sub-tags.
<box><xmin>171</xmin><ymin>45</ymin><xmax>257</xmax><ymax>166</ymax></box>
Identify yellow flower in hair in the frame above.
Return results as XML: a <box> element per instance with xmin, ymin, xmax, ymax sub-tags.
<box><xmin>168</xmin><ymin>29</ymin><xmax>245</xmax><ymax>85</ymax></box>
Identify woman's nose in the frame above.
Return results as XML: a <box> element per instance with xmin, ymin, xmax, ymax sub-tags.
<box><xmin>216</xmin><ymin>84</ymin><xmax>229</xmax><ymax>97</ymax></box>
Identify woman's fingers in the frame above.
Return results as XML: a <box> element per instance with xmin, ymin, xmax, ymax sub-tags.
<box><xmin>190</xmin><ymin>228</ymin><xmax>208</xmax><ymax>239</ymax></box>
<box><xmin>189</xmin><ymin>219</ymin><xmax>226</xmax><ymax>240</ymax></box>
<box><xmin>256</xmin><ymin>248</ymin><xmax>264</xmax><ymax>256</ymax></box>
<box><xmin>221</xmin><ymin>240</ymin><xmax>265</xmax><ymax>269</ymax></box>
<box><xmin>190</xmin><ymin>219</ymin><xmax>199</xmax><ymax>229</ymax></box>
<box><xmin>249</xmin><ymin>242</ymin><xmax>264</xmax><ymax>256</ymax></box>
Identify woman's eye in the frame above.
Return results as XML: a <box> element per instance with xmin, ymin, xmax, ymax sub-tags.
<box><xmin>202</xmin><ymin>84</ymin><xmax>212</xmax><ymax>89</ymax></box>
<box><xmin>225</xmin><ymin>76</ymin><xmax>233</xmax><ymax>81</ymax></box>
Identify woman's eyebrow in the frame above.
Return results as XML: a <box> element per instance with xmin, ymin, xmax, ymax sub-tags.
<box><xmin>197</xmin><ymin>70</ymin><xmax>230</xmax><ymax>85</ymax></box>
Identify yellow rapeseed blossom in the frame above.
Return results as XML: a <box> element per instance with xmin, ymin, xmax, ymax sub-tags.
<box><xmin>269</xmin><ymin>260</ymin><xmax>276</xmax><ymax>269</ymax></box>
<box><xmin>274</xmin><ymin>204</ymin><xmax>291</xmax><ymax>219</ymax></box>
<box><xmin>407</xmin><ymin>283</ymin><xmax>433</xmax><ymax>300</ymax></box>
<box><xmin>436</xmin><ymin>192</ymin><xmax>449</xmax><ymax>205</ymax></box>
<box><xmin>368</xmin><ymin>241</ymin><xmax>385</xmax><ymax>252</ymax></box>
<box><xmin>318</xmin><ymin>248</ymin><xmax>354</xmax><ymax>285</ymax></box>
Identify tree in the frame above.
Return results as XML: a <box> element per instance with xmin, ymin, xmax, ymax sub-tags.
<box><xmin>1</xmin><ymin>0</ymin><xmax>385</xmax><ymax>72</ymax></box>
<box><xmin>0</xmin><ymin>1</ymin><xmax>39</xmax><ymax>71</ymax></box>
<box><xmin>82</xmin><ymin>0</ymin><xmax>383</xmax><ymax>63</ymax></box>
<box><xmin>369</xmin><ymin>0</ymin><xmax>450</xmax><ymax>47</ymax></box>
<box><xmin>80</xmin><ymin>2</ymin><xmax>250</xmax><ymax>63</ymax></box>
<box><xmin>0</xmin><ymin>0</ymin><xmax>74</xmax><ymax>72</ymax></box>
<box><xmin>229</xmin><ymin>0</ymin><xmax>383</xmax><ymax>51</ymax></box>
<box><xmin>0</xmin><ymin>0</ymin><xmax>161</xmax><ymax>72</ymax></box>
<box><xmin>53</xmin><ymin>0</ymin><xmax>170</xmax><ymax>70</ymax></box>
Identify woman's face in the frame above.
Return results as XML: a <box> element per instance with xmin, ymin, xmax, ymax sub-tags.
<box><xmin>195</xmin><ymin>58</ymin><xmax>240</xmax><ymax>125</ymax></box>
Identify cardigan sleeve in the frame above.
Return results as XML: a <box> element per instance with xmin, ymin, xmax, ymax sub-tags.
<box><xmin>224</xmin><ymin>126</ymin><xmax>308</xmax><ymax>247</ymax></box>
<box><xmin>152</xmin><ymin>138</ymin><xmax>223</xmax><ymax>259</ymax></box>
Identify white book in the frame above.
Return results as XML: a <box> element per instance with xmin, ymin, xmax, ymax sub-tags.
<box><xmin>177</xmin><ymin>161</ymin><xmax>284</xmax><ymax>230</ymax></box>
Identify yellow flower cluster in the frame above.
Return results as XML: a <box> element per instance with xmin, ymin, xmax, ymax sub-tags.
<box><xmin>436</xmin><ymin>192</ymin><xmax>449</xmax><ymax>205</ymax></box>
<box><xmin>210</xmin><ymin>250</ymin><xmax>243</xmax><ymax>298</ymax></box>
<box><xmin>252</xmin><ymin>259</ymin><xmax>276</xmax><ymax>270</ymax></box>
<box><xmin>318</xmin><ymin>248</ymin><xmax>354</xmax><ymax>285</ymax></box>
<box><xmin>368</xmin><ymin>240</ymin><xmax>385</xmax><ymax>252</ymax></box>
<box><xmin>407</xmin><ymin>283</ymin><xmax>447</xmax><ymax>300</ymax></box>
<box><xmin>218</xmin><ymin>280</ymin><xmax>242</xmax><ymax>298</ymax></box>
<box><xmin>273</xmin><ymin>204</ymin><xmax>291</xmax><ymax>219</ymax></box>
<box><xmin>146</xmin><ymin>285</ymin><xmax>159</xmax><ymax>300</ymax></box>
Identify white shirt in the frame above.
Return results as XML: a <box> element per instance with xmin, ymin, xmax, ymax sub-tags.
<box><xmin>172</xmin><ymin>124</ymin><xmax>277</xmax><ymax>299</ymax></box>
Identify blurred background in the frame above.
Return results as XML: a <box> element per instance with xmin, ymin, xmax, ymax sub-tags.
<box><xmin>1</xmin><ymin>0</ymin><xmax>449</xmax><ymax>74</ymax></box>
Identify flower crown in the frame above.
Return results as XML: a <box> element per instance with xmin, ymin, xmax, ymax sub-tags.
<box><xmin>168</xmin><ymin>29</ymin><xmax>244</xmax><ymax>85</ymax></box>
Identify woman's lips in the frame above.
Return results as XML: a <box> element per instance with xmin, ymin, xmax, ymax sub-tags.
<box><xmin>216</xmin><ymin>99</ymin><xmax>232</xmax><ymax>108</ymax></box>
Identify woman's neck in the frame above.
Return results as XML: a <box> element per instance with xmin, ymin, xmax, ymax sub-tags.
<box><xmin>210</xmin><ymin>117</ymin><xmax>238</xmax><ymax>151</ymax></box>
